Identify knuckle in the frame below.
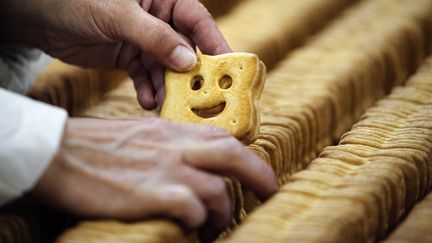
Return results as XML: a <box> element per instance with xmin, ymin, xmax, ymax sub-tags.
<box><xmin>152</xmin><ymin>19</ymin><xmax>170</xmax><ymax>32</ymax></box>
<box><xmin>159</xmin><ymin>185</ymin><xmax>194</xmax><ymax>212</ymax></box>
<box><xmin>206</xmin><ymin>178</ymin><xmax>227</xmax><ymax>200</ymax></box>
<box><xmin>219</xmin><ymin>137</ymin><xmax>243</xmax><ymax>158</ymax></box>
<box><xmin>150</xmin><ymin>21</ymin><xmax>175</xmax><ymax>49</ymax></box>
<box><xmin>202</xmin><ymin>177</ymin><xmax>232</xmax><ymax>226</ymax></box>
<box><xmin>169</xmin><ymin>186</ymin><xmax>193</xmax><ymax>205</ymax></box>
<box><xmin>165</xmin><ymin>185</ymin><xmax>206</xmax><ymax>227</ymax></box>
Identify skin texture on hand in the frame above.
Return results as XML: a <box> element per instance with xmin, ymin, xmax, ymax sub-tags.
<box><xmin>0</xmin><ymin>0</ymin><xmax>232</xmax><ymax>109</ymax></box>
<box><xmin>32</xmin><ymin>118</ymin><xmax>277</xmax><ymax>232</ymax></box>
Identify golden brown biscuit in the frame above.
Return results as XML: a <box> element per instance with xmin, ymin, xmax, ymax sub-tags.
<box><xmin>161</xmin><ymin>52</ymin><xmax>266</xmax><ymax>144</ymax></box>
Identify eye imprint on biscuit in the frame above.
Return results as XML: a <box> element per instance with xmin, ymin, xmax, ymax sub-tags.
<box><xmin>191</xmin><ymin>75</ymin><xmax>204</xmax><ymax>90</ymax></box>
<box><xmin>218</xmin><ymin>75</ymin><xmax>233</xmax><ymax>89</ymax></box>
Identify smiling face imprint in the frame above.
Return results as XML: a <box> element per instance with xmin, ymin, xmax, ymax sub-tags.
<box><xmin>189</xmin><ymin>74</ymin><xmax>233</xmax><ymax>118</ymax></box>
<box><xmin>161</xmin><ymin>53</ymin><xmax>266</xmax><ymax>143</ymax></box>
<box><xmin>191</xmin><ymin>101</ymin><xmax>226</xmax><ymax>118</ymax></box>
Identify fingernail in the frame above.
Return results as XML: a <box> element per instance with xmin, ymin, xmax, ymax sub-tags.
<box><xmin>169</xmin><ymin>45</ymin><xmax>197</xmax><ymax>71</ymax></box>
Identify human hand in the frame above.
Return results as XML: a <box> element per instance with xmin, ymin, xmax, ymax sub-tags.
<box><xmin>0</xmin><ymin>0</ymin><xmax>231</xmax><ymax>109</ymax></box>
<box><xmin>31</xmin><ymin>118</ymin><xmax>276</xmax><ymax>231</ymax></box>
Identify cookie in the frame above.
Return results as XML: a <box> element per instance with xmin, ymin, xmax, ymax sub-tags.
<box><xmin>161</xmin><ymin>52</ymin><xmax>266</xmax><ymax>144</ymax></box>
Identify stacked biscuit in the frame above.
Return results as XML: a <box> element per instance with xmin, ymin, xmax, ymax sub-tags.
<box><xmin>53</xmin><ymin>0</ymin><xmax>432</xmax><ymax>242</ymax></box>
<box><xmin>56</xmin><ymin>220</ymin><xmax>193</xmax><ymax>243</ymax></box>
<box><xmin>222</xmin><ymin>56</ymin><xmax>432</xmax><ymax>243</ymax></box>
<box><xmin>80</xmin><ymin>81</ymin><xmax>157</xmax><ymax>119</ymax></box>
<box><xmin>28</xmin><ymin>60</ymin><xmax>125</xmax><ymax>116</ymax></box>
<box><xmin>216</xmin><ymin>0</ymin><xmax>357</xmax><ymax>69</ymax></box>
<box><xmin>238</xmin><ymin>0</ymin><xmax>432</xmax><ymax>213</ymax></box>
<box><xmin>253</xmin><ymin>0</ymin><xmax>432</xmax><ymax>185</ymax></box>
<box><xmin>381</xmin><ymin>62</ymin><xmax>432</xmax><ymax>243</ymax></box>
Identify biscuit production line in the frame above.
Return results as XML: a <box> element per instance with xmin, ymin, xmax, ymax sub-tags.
<box><xmin>2</xmin><ymin>0</ymin><xmax>432</xmax><ymax>242</ymax></box>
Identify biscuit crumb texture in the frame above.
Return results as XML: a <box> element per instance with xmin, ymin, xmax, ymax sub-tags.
<box><xmin>161</xmin><ymin>53</ymin><xmax>266</xmax><ymax>144</ymax></box>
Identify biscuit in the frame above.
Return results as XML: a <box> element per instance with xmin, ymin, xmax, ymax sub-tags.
<box><xmin>161</xmin><ymin>52</ymin><xmax>266</xmax><ymax>144</ymax></box>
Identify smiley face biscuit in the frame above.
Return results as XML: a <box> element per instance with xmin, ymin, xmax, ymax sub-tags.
<box><xmin>160</xmin><ymin>52</ymin><xmax>266</xmax><ymax>144</ymax></box>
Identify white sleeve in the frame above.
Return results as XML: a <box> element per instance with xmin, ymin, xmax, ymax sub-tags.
<box><xmin>0</xmin><ymin>88</ymin><xmax>68</xmax><ymax>205</ymax></box>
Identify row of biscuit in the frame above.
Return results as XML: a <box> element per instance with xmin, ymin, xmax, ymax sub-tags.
<box><xmin>55</xmin><ymin>0</ymin><xmax>432</xmax><ymax>242</ymax></box>
<box><xmin>377</xmin><ymin>66</ymin><xmax>432</xmax><ymax>243</ymax></box>
<box><xmin>242</xmin><ymin>0</ymin><xmax>432</xmax><ymax>229</ymax></box>
<box><xmin>80</xmin><ymin>81</ymin><xmax>157</xmax><ymax>119</ymax></box>
<box><xmin>245</xmin><ymin>0</ymin><xmax>432</xmax><ymax>205</ymax></box>
<box><xmin>221</xmin><ymin>55</ymin><xmax>432</xmax><ymax>243</ymax></box>
<box><xmin>57</xmin><ymin>220</ymin><xmax>193</xmax><ymax>243</ymax></box>
<box><xmin>216</xmin><ymin>0</ymin><xmax>358</xmax><ymax>69</ymax></box>
<box><xmin>28</xmin><ymin>61</ymin><xmax>125</xmax><ymax>116</ymax></box>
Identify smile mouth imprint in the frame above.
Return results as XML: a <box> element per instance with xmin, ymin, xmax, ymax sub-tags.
<box><xmin>191</xmin><ymin>102</ymin><xmax>226</xmax><ymax>118</ymax></box>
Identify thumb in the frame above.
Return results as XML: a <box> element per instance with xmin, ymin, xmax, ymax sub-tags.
<box><xmin>116</xmin><ymin>9</ymin><xmax>197</xmax><ymax>72</ymax></box>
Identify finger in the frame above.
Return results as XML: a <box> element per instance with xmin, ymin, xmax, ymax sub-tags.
<box><xmin>127</xmin><ymin>58</ymin><xmax>157</xmax><ymax>110</ymax></box>
<box><xmin>175</xmin><ymin>166</ymin><xmax>232</xmax><ymax>230</ymax></box>
<box><xmin>115</xmin><ymin>7</ymin><xmax>197</xmax><ymax>71</ymax></box>
<box><xmin>172</xmin><ymin>0</ymin><xmax>232</xmax><ymax>55</ymax></box>
<box><xmin>137</xmin><ymin>184</ymin><xmax>207</xmax><ymax>228</ymax></box>
<box><xmin>140</xmin><ymin>53</ymin><xmax>166</xmax><ymax>108</ymax></box>
<box><xmin>156</xmin><ymin>82</ymin><xmax>166</xmax><ymax>109</ymax></box>
<box><xmin>151</xmin><ymin>64</ymin><xmax>165</xmax><ymax>109</ymax></box>
<box><xmin>142</xmin><ymin>0</ymin><xmax>197</xmax><ymax>49</ymax></box>
<box><xmin>182</xmin><ymin>137</ymin><xmax>277</xmax><ymax>200</ymax></box>
<box><xmin>147</xmin><ymin>0</ymin><xmax>175</xmax><ymax>22</ymax></box>
<box><xmin>152</xmin><ymin>33</ymin><xmax>195</xmax><ymax>108</ymax></box>
<box><xmin>116</xmin><ymin>42</ymin><xmax>140</xmax><ymax>69</ymax></box>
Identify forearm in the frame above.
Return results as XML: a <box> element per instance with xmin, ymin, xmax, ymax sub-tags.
<box><xmin>0</xmin><ymin>88</ymin><xmax>67</xmax><ymax>205</ymax></box>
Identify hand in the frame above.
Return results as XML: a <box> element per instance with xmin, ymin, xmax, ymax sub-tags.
<box><xmin>31</xmin><ymin>118</ymin><xmax>277</xmax><ymax>231</ymax></box>
<box><xmin>0</xmin><ymin>0</ymin><xmax>231</xmax><ymax>109</ymax></box>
